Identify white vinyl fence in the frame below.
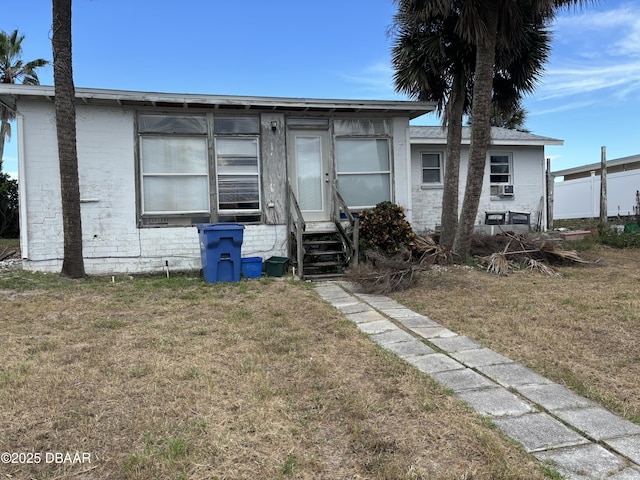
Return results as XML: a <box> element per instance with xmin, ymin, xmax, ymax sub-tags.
<box><xmin>554</xmin><ymin>170</ymin><xmax>640</xmax><ymax>220</ymax></box>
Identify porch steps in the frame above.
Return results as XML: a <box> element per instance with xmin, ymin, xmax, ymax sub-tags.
<box><xmin>300</xmin><ymin>228</ymin><xmax>348</xmax><ymax>281</ymax></box>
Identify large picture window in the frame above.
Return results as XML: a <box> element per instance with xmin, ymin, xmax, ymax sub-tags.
<box><xmin>138</xmin><ymin>114</ymin><xmax>261</xmax><ymax>226</ymax></box>
<box><xmin>139</xmin><ymin>115</ymin><xmax>209</xmax><ymax>216</ymax></box>
<box><xmin>336</xmin><ymin>138</ymin><xmax>391</xmax><ymax>209</ymax></box>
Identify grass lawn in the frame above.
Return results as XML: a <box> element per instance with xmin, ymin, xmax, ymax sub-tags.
<box><xmin>0</xmin><ymin>271</ymin><xmax>550</xmax><ymax>479</ymax></box>
<box><xmin>394</xmin><ymin>245</ymin><xmax>640</xmax><ymax>424</ymax></box>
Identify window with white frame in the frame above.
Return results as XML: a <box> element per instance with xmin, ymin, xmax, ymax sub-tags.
<box><xmin>490</xmin><ymin>152</ymin><xmax>513</xmax><ymax>197</ymax></box>
<box><xmin>421</xmin><ymin>152</ymin><xmax>443</xmax><ymax>184</ymax></box>
<box><xmin>138</xmin><ymin>114</ymin><xmax>261</xmax><ymax>226</ymax></box>
<box><xmin>490</xmin><ymin>153</ymin><xmax>512</xmax><ymax>183</ymax></box>
<box><xmin>336</xmin><ymin>138</ymin><xmax>391</xmax><ymax>209</ymax></box>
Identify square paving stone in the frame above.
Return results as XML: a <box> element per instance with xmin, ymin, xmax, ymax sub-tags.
<box><xmin>345</xmin><ymin>310</ymin><xmax>386</xmax><ymax>324</ymax></box>
<box><xmin>397</xmin><ymin>315</ymin><xmax>440</xmax><ymax>328</ymax></box>
<box><xmin>336</xmin><ymin>303</ymin><xmax>373</xmax><ymax>315</ymax></box>
<box><xmin>429</xmin><ymin>335</ymin><xmax>481</xmax><ymax>353</ymax></box>
<box><xmin>534</xmin><ymin>443</ymin><xmax>629</xmax><ymax>479</ymax></box>
<box><xmin>317</xmin><ymin>292</ymin><xmax>353</xmax><ymax>303</ymax></box>
<box><xmin>329</xmin><ymin>298</ymin><xmax>362</xmax><ymax>309</ymax></box>
<box><xmin>315</xmin><ymin>286</ymin><xmax>347</xmax><ymax>296</ymax></box>
<box><xmin>381</xmin><ymin>308</ymin><xmax>424</xmax><ymax>320</ymax></box>
<box><xmin>382</xmin><ymin>339</ymin><xmax>435</xmax><ymax>358</ymax></box>
<box><xmin>517</xmin><ymin>383</ymin><xmax>595</xmax><ymax>412</ymax></box>
<box><xmin>456</xmin><ymin>387</ymin><xmax>534</xmax><ymax>417</ymax></box>
<box><xmin>431</xmin><ymin>368</ymin><xmax>496</xmax><ymax>392</ymax></box>
<box><xmin>405</xmin><ymin>353</ymin><xmax>464</xmax><ymax>374</ymax></box>
<box><xmin>605</xmin><ymin>434</ymin><xmax>640</xmax><ymax>465</ymax></box>
<box><xmin>451</xmin><ymin>348</ymin><xmax>513</xmax><ymax>368</ymax></box>
<box><xmin>409</xmin><ymin>326</ymin><xmax>457</xmax><ymax>339</ymax></box>
<box><xmin>554</xmin><ymin>407</ymin><xmax>640</xmax><ymax>441</ymax></box>
<box><xmin>357</xmin><ymin>320</ymin><xmax>397</xmax><ymax>335</ymax></box>
<box><xmin>355</xmin><ymin>294</ymin><xmax>402</xmax><ymax>309</ymax></box>
<box><xmin>476</xmin><ymin>363</ymin><xmax>553</xmax><ymax>388</ymax></box>
<box><xmin>371</xmin><ymin>329</ymin><xmax>417</xmax><ymax>345</ymax></box>
<box><xmin>493</xmin><ymin>412</ymin><xmax>589</xmax><ymax>453</ymax></box>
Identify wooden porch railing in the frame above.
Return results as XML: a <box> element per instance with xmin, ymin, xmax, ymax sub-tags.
<box><xmin>288</xmin><ymin>183</ymin><xmax>306</xmax><ymax>276</ymax></box>
<box><xmin>332</xmin><ymin>184</ymin><xmax>359</xmax><ymax>267</ymax></box>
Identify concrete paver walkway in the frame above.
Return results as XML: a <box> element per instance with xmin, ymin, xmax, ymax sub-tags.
<box><xmin>315</xmin><ymin>281</ymin><xmax>640</xmax><ymax>480</ymax></box>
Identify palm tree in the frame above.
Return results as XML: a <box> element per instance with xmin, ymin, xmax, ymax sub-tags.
<box><xmin>391</xmin><ymin>0</ymin><xmax>551</xmax><ymax>250</ymax></box>
<box><xmin>0</xmin><ymin>30</ymin><xmax>49</xmax><ymax>169</ymax></box>
<box><xmin>53</xmin><ymin>0</ymin><xmax>85</xmax><ymax>278</ymax></box>
<box><xmin>488</xmin><ymin>103</ymin><xmax>530</xmax><ymax>132</ymax></box>
<box><xmin>391</xmin><ymin>4</ymin><xmax>474</xmax><ymax>249</ymax></box>
<box><xmin>451</xmin><ymin>0</ymin><xmax>594</xmax><ymax>261</ymax></box>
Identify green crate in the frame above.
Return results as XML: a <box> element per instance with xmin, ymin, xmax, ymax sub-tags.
<box><xmin>265</xmin><ymin>256</ymin><xmax>289</xmax><ymax>277</ymax></box>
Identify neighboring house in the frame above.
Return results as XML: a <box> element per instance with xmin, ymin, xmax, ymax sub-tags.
<box><xmin>0</xmin><ymin>84</ymin><xmax>563</xmax><ymax>276</ymax></box>
<box><xmin>551</xmin><ymin>154</ymin><xmax>640</xmax><ymax>220</ymax></box>
<box><xmin>409</xmin><ymin>126</ymin><xmax>563</xmax><ymax>233</ymax></box>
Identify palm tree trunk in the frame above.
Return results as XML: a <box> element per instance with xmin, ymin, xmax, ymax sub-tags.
<box><xmin>438</xmin><ymin>77</ymin><xmax>465</xmax><ymax>250</ymax></box>
<box><xmin>52</xmin><ymin>0</ymin><xmax>85</xmax><ymax>278</ymax></box>
<box><xmin>452</xmin><ymin>5</ymin><xmax>500</xmax><ymax>262</ymax></box>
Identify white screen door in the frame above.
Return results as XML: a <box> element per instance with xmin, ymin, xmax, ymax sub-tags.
<box><xmin>288</xmin><ymin>130</ymin><xmax>331</xmax><ymax>221</ymax></box>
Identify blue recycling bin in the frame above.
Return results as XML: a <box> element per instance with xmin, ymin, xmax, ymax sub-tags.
<box><xmin>197</xmin><ymin>223</ymin><xmax>245</xmax><ymax>283</ymax></box>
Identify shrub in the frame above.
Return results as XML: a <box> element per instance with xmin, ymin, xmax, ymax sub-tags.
<box><xmin>598</xmin><ymin>225</ymin><xmax>640</xmax><ymax>248</ymax></box>
<box><xmin>358</xmin><ymin>201</ymin><xmax>416</xmax><ymax>255</ymax></box>
<box><xmin>0</xmin><ymin>173</ymin><xmax>19</xmax><ymax>238</ymax></box>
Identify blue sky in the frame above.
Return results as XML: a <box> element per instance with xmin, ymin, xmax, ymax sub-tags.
<box><xmin>2</xmin><ymin>0</ymin><xmax>639</xmax><ymax>178</ymax></box>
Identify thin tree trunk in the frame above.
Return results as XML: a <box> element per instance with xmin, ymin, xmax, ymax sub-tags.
<box><xmin>438</xmin><ymin>77</ymin><xmax>465</xmax><ymax>250</ymax></box>
<box><xmin>452</xmin><ymin>5</ymin><xmax>500</xmax><ymax>262</ymax></box>
<box><xmin>0</xmin><ymin>114</ymin><xmax>10</xmax><ymax>171</ymax></box>
<box><xmin>52</xmin><ymin>0</ymin><xmax>85</xmax><ymax>278</ymax></box>
<box><xmin>0</xmin><ymin>130</ymin><xmax>5</xmax><ymax>170</ymax></box>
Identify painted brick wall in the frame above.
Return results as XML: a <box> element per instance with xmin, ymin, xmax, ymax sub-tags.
<box><xmin>410</xmin><ymin>144</ymin><xmax>546</xmax><ymax>233</ymax></box>
<box><xmin>18</xmin><ymin>100</ymin><xmax>288</xmax><ymax>275</ymax></box>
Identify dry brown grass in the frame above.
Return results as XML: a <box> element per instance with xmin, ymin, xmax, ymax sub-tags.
<box><xmin>0</xmin><ymin>271</ymin><xmax>551</xmax><ymax>479</ymax></box>
<box><xmin>393</xmin><ymin>245</ymin><xmax>640</xmax><ymax>424</ymax></box>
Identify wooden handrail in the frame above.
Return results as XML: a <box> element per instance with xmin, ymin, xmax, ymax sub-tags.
<box><xmin>332</xmin><ymin>184</ymin><xmax>359</xmax><ymax>266</ymax></box>
<box><xmin>288</xmin><ymin>184</ymin><xmax>305</xmax><ymax>277</ymax></box>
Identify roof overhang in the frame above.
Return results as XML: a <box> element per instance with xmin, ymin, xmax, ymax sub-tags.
<box><xmin>0</xmin><ymin>84</ymin><xmax>435</xmax><ymax>119</ymax></box>
<box><xmin>411</xmin><ymin>137</ymin><xmax>564</xmax><ymax>146</ymax></box>
<box><xmin>552</xmin><ymin>153</ymin><xmax>640</xmax><ymax>177</ymax></box>
<box><xmin>409</xmin><ymin>126</ymin><xmax>563</xmax><ymax>147</ymax></box>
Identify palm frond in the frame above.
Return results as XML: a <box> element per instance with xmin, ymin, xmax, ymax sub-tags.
<box><xmin>525</xmin><ymin>258</ymin><xmax>560</xmax><ymax>276</ymax></box>
<box><xmin>485</xmin><ymin>252</ymin><xmax>511</xmax><ymax>275</ymax></box>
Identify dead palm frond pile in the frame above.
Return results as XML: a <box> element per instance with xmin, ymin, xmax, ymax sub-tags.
<box><xmin>348</xmin><ymin>230</ymin><xmax>597</xmax><ymax>293</ymax></box>
<box><xmin>347</xmin><ymin>248</ymin><xmax>424</xmax><ymax>294</ymax></box>
<box><xmin>475</xmin><ymin>232</ymin><xmax>597</xmax><ymax>276</ymax></box>
<box><xmin>414</xmin><ymin>234</ymin><xmax>452</xmax><ymax>265</ymax></box>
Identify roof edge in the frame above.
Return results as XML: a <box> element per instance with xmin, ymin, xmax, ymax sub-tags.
<box><xmin>0</xmin><ymin>84</ymin><xmax>435</xmax><ymax>118</ymax></box>
<box><xmin>551</xmin><ymin>153</ymin><xmax>640</xmax><ymax>176</ymax></box>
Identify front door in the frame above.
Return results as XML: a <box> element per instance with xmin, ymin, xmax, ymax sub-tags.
<box><xmin>288</xmin><ymin>129</ymin><xmax>331</xmax><ymax>222</ymax></box>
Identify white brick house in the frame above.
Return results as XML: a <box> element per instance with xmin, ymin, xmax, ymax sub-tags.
<box><xmin>410</xmin><ymin>126</ymin><xmax>562</xmax><ymax>233</ymax></box>
<box><xmin>0</xmin><ymin>85</ymin><xmax>561</xmax><ymax>275</ymax></box>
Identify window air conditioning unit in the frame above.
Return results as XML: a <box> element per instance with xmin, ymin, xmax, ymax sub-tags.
<box><xmin>498</xmin><ymin>184</ymin><xmax>514</xmax><ymax>197</ymax></box>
